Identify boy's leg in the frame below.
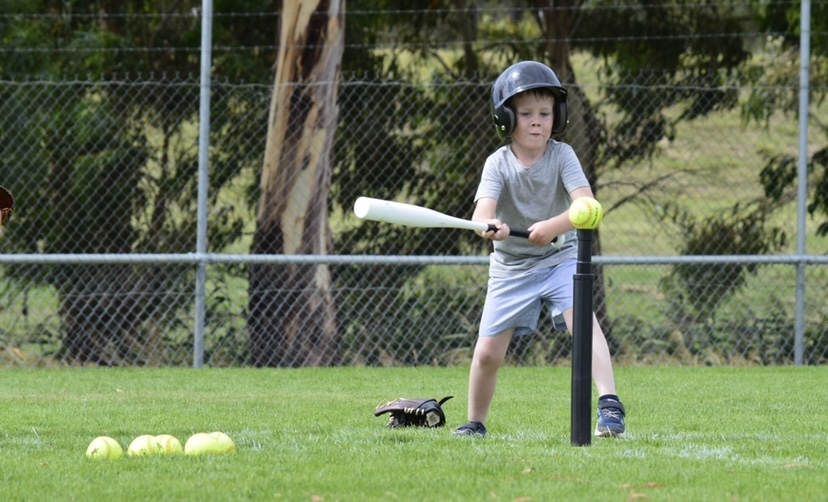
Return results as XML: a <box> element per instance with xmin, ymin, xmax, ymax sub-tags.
<box><xmin>589</xmin><ymin>313</ymin><xmax>617</xmax><ymax>396</ymax></box>
<box><xmin>466</xmin><ymin>329</ymin><xmax>513</xmax><ymax>425</ymax></box>
<box><xmin>561</xmin><ymin>310</ymin><xmax>615</xmax><ymax>395</ymax></box>
<box><xmin>458</xmin><ymin>270</ymin><xmax>539</xmax><ymax>436</ymax></box>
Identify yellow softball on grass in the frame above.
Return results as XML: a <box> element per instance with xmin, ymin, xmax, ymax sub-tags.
<box><xmin>154</xmin><ymin>434</ymin><xmax>184</xmax><ymax>454</ymax></box>
<box><xmin>127</xmin><ymin>434</ymin><xmax>159</xmax><ymax>457</ymax></box>
<box><xmin>209</xmin><ymin>431</ymin><xmax>236</xmax><ymax>454</ymax></box>
<box><xmin>184</xmin><ymin>432</ymin><xmax>222</xmax><ymax>456</ymax></box>
<box><xmin>568</xmin><ymin>197</ymin><xmax>603</xmax><ymax>229</ymax></box>
<box><xmin>86</xmin><ymin>436</ymin><xmax>124</xmax><ymax>460</ymax></box>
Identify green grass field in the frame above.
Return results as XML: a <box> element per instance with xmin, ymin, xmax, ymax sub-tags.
<box><xmin>1</xmin><ymin>366</ymin><xmax>826</xmax><ymax>501</ymax></box>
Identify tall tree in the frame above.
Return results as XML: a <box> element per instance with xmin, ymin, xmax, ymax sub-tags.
<box><xmin>248</xmin><ymin>0</ymin><xmax>344</xmax><ymax>366</ymax></box>
<box><xmin>0</xmin><ymin>0</ymin><xmax>272</xmax><ymax>363</ymax></box>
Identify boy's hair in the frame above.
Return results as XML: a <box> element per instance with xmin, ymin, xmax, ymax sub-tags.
<box><xmin>491</xmin><ymin>61</ymin><xmax>568</xmax><ymax>138</ymax></box>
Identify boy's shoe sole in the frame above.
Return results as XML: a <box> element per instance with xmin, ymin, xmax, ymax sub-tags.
<box><xmin>594</xmin><ymin>426</ymin><xmax>625</xmax><ymax>438</ymax></box>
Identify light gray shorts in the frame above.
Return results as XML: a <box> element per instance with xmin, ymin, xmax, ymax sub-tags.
<box><xmin>479</xmin><ymin>258</ymin><xmax>576</xmax><ymax>337</ymax></box>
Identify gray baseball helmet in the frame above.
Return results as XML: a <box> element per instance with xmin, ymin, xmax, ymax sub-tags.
<box><xmin>491</xmin><ymin>61</ymin><xmax>568</xmax><ymax>138</ymax></box>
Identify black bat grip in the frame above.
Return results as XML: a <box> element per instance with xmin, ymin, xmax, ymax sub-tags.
<box><xmin>508</xmin><ymin>228</ymin><xmax>531</xmax><ymax>238</ymax></box>
<box><xmin>485</xmin><ymin>224</ymin><xmax>530</xmax><ymax>239</ymax></box>
<box><xmin>485</xmin><ymin>224</ymin><xmax>560</xmax><ymax>245</ymax></box>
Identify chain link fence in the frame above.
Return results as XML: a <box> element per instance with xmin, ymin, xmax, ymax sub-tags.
<box><xmin>1</xmin><ymin>70</ymin><xmax>827</xmax><ymax>367</ymax></box>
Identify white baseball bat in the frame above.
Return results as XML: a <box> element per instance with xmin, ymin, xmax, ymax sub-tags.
<box><xmin>353</xmin><ymin>197</ymin><xmax>564</xmax><ymax>247</ymax></box>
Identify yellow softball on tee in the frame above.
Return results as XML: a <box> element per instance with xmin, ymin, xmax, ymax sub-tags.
<box><xmin>569</xmin><ymin>197</ymin><xmax>603</xmax><ymax>229</ymax></box>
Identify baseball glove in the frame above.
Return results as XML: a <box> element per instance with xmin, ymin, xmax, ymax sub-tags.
<box><xmin>0</xmin><ymin>186</ymin><xmax>13</xmax><ymax>226</ymax></box>
<box><xmin>374</xmin><ymin>396</ymin><xmax>453</xmax><ymax>428</ymax></box>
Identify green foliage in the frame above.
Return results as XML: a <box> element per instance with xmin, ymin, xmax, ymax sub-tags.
<box><xmin>2</xmin><ymin>367</ymin><xmax>828</xmax><ymax>500</ymax></box>
<box><xmin>658</xmin><ymin>201</ymin><xmax>787</xmax><ymax>315</ymax></box>
<box><xmin>0</xmin><ymin>2</ymin><xmax>271</xmax><ymax>361</ymax></box>
<box><xmin>0</xmin><ymin>0</ymin><xmax>272</xmax><ymax>254</ymax></box>
<box><xmin>741</xmin><ymin>1</ymin><xmax>828</xmax><ymax>237</ymax></box>
<box><xmin>333</xmin><ymin>266</ymin><xmax>483</xmax><ymax>366</ymax></box>
<box><xmin>583</xmin><ymin>1</ymin><xmax>749</xmax><ymax>72</ymax></box>
<box><xmin>609</xmin><ymin>307</ymin><xmax>828</xmax><ymax>366</ymax></box>
<box><xmin>574</xmin><ymin>1</ymin><xmax>750</xmax><ymax>170</ymax></box>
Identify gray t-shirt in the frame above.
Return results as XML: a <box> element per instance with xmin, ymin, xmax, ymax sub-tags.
<box><xmin>474</xmin><ymin>140</ymin><xmax>589</xmax><ymax>276</ymax></box>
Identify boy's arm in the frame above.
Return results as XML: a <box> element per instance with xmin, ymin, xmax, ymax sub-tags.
<box><xmin>569</xmin><ymin>186</ymin><xmax>595</xmax><ymax>200</ymax></box>
<box><xmin>526</xmin><ymin>186</ymin><xmax>596</xmax><ymax>245</ymax></box>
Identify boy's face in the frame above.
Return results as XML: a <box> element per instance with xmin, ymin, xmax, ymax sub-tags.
<box><xmin>510</xmin><ymin>92</ymin><xmax>554</xmax><ymax>151</ymax></box>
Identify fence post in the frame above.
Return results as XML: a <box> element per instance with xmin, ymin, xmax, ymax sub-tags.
<box><xmin>194</xmin><ymin>0</ymin><xmax>214</xmax><ymax>369</ymax></box>
<box><xmin>794</xmin><ymin>0</ymin><xmax>811</xmax><ymax>366</ymax></box>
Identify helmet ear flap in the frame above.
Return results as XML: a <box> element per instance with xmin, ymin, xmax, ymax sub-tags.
<box><xmin>552</xmin><ymin>100</ymin><xmax>569</xmax><ymax>135</ymax></box>
<box><xmin>492</xmin><ymin>104</ymin><xmax>515</xmax><ymax>139</ymax></box>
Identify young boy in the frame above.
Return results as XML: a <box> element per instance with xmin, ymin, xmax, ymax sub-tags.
<box><xmin>453</xmin><ymin>61</ymin><xmax>626</xmax><ymax>438</ymax></box>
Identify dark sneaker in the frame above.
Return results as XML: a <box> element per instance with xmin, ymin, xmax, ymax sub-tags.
<box><xmin>595</xmin><ymin>399</ymin><xmax>626</xmax><ymax>438</ymax></box>
<box><xmin>452</xmin><ymin>421</ymin><xmax>487</xmax><ymax>437</ymax></box>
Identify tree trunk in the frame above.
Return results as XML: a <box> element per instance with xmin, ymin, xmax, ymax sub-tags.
<box><xmin>248</xmin><ymin>0</ymin><xmax>344</xmax><ymax>367</ymax></box>
<box><xmin>538</xmin><ymin>1</ymin><xmax>613</xmax><ymax>339</ymax></box>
